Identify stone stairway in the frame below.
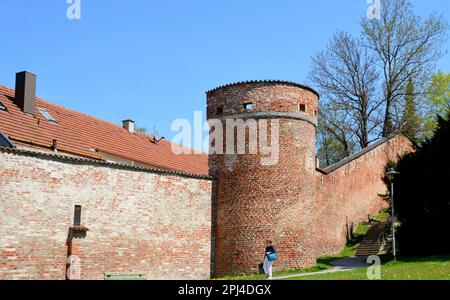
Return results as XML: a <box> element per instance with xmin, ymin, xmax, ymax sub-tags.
<box><xmin>356</xmin><ymin>221</ymin><xmax>389</xmax><ymax>257</ymax></box>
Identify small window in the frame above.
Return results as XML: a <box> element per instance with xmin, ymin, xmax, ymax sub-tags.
<box><xmin>243</xmin><ymin>103</ymin><xmax>254</xmax><ymax>110</ymax></box>
<box><xmin>299</xmin><ymin>104</ymin><xmax>306</xmax><ymax>112</ymax></box>
<box><xmin>74</xmin><ymin>205</ymin><xmax>82</xmax><ymax>226</ymax></box>
<box><xmin>0</xmin><ymin>101</ymin><xmax>7</xmax><ymax>111</ymax></box>
<box><xmin>216</xmin><ymin>106</ymin><xmax>224</xmax><ymax>115</ymax></box>
<box><xmin>38</xmin><ymin>108</ymin><xmax>57</xmax><ymax>123</ymax></box>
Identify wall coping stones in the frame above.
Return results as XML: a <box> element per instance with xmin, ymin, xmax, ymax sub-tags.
<box><xmin>0</xmin><ymin>146</ymin><xmax>213</xmax><ymax>180</ymax></box>
<box><xmin>206</xmin><ymin>80</ymin><xmax>320</xmax><ymax>99</ymax></box>
<box><xmin>318</xmin><ymin>134</ymin><xmax>407</xmax><ymax>174</ymax></box>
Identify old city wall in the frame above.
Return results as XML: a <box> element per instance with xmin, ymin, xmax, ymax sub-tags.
<box><xmin>313</xmin><ymin>135</ymin><xmax>413</xmax><ymax>257</ymax></box>
<box><xmin>0</xmin><ymin>148</ymin><xmax>212</xmax><ymax>280</ymax></box>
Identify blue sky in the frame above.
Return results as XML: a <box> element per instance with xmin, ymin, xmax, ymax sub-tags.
<box><xmin>1</xmin><ymin>0</ymin><xmax>449</xmax><ymax>142</ymax></box>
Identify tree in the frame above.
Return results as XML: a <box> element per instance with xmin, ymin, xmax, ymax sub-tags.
<box><xmin>401</xmin><ymin>77</ymin><xmax>420</xmax><ymax>140</ymax></box>
<box><xmin>384</xmin><ymin>111</ymin><xmax>450</xmax><ymax>255</ymax></box>
<box><xmin>427</xmin><ymin>70</ymin><xmax>450</xmax><ymax>116</ymax></box>
<box><xmin>317</xmin><ymin>103</ymin><xmax>357</xmax><ymax>166</ymax></box>
<box><xmin>310</xmin><ymin>31</ymin><xmax>382</xmax><ymax>151</ymax></box>
<box><xmin>417</xmin><ymin>70</ymin><xmax>450</xmax><ymax>139</ymax></box>
<box><xmin>317</xmin><ymin>130</ymin><xmax>346</xmax><ymax>167</ymax></box>
<box><xmin>361</xmin><ymin>0</ymin><xmax>448</xmax><ymax>137</ymax></box>
<box><xmin>428</xmin><ymin>70</ymin><xmax>450</xmax><ymax>113</ymax></box>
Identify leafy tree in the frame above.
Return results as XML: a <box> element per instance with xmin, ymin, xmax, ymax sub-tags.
<box><xmin>427</xmin><ymin>70</ymin><xmax>450</xmax><ymax>114</ymax></box>
<box><xmin>422</xmin><ymin>70</ymin><xmax>450</xmax><ymax>137</ymax></box>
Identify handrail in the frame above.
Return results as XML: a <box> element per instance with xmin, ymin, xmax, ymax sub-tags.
<box><xmin>375</xmin><ymin>222</ymin><xmax>390</xmax><ymax>251</ymax></box>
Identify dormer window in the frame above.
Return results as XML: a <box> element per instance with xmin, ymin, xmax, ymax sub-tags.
<box><xmin>243</xmin><ymin>102</ymin><xmax>254</xmax><ymax>110</ymax></box>
<box><xmin>38</xmin><ymin>108</ymin><xmax>57</xmax><ymax>123</ymax></box>
<box><xmin>0</xmin><ymin>101</ymin><xmax>7</xmax><ymax>111</ymax></box>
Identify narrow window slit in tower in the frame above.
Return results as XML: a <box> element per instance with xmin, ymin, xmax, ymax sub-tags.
<box><xmin>243</xmin><ymin>103</ymin><xmax>253</xmax><ymax>110</ymax></box>
<box><xmin>74</xmin><ymin>205</ymin><xmax>82</xmax><ymax>227</ymax></box>
<box><xmin>299</xmin><ymin>104</ymin><xmax>306</xmax><ymax>112</ymax></box>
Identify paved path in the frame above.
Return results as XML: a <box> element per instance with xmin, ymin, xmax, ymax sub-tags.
<box><xmin>272</xmin><ymin>257</ymin><xmax>369</xmax><ymax>280</ymax></box>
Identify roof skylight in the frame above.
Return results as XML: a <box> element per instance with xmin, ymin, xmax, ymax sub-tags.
<box><xmin>0</xmin><ymin>101</ymin><xmax>7</xmax><ymax>111</ymax></box>
<box><xmin>0</xmin><ymin>131</ymin><xmax>15</xmax><ymax>148</ymax></box>
<box><xmin>38</xmin><ymin>108</ymin><xmax>57</xmax><ymax>123</ymax></box>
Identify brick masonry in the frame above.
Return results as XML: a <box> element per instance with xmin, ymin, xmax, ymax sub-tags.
<box><xmin>0</xmin><ymin>150</ymin><xmax>212</xmax><ymax>280</ymax></box>
<box><xmin>207</xmin><ymin>81</ymin><xmax>412</xmax><ymax>277</ymax></box>
<box><xmin>0</xmin><ymin>81</ymin><xmax>413</xmax><ymax>280</ymax></box>
<box><xmin>314</xmin><ymin>135</ymin><xmax>413</xmax><ymax>257</ymax></box>
<box><xmin>208</xmin><ymin>82</ymin><xmax>320</xmax><ymax>277</ymax></box>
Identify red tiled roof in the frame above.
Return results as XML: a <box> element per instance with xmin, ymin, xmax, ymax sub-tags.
<box><xmin>0</xmin><ymin>85</ymin><xmax>208</xmax><ymax>176</ymax></box>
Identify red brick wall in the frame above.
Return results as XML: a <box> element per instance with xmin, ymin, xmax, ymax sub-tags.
<box><xmin>208</xmin><ymin>82</ymin><xmax>320</xmax><ymax>277</ymax></box>
<box><xmin>207</xmin><ymin>82</ymin><xmax>412</xmax><ymax>277</ymax></box>
<box><xmin>314</xmin><ymin>135</ymin><xmax>413</xmax><ymax>256</ymax></box>
<box><xmin>0</xmin><ymin>80</ymin><xmax>413</xmax><ymax>280</ymax></box>
<box><xmin>0</xmin><ymin>150</ymin><xmax>212</xmax><ymax>280</ymax></box>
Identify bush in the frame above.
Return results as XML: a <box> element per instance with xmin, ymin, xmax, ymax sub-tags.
<box><xmin>385</xmin><ymin>111</ymin><xmax>450</xmax><ymax>255</ymax></box>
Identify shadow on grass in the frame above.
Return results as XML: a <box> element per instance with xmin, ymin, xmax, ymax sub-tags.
<box><xmin>316</xmin><ymin>222</ymin><xmax>371</xmax><ymax>266</ymax></box>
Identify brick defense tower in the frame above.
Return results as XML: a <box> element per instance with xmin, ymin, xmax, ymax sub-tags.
<box><xmin>207</xmin><ymin>80</ymin><xmax>320</xmax><ymax>277</ymax></box>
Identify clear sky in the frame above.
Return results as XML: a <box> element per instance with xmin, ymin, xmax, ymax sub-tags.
<box><xmin>1</xmin><ymin>0</ymin><xmax>449</xmax><ymax>143</ymax></box>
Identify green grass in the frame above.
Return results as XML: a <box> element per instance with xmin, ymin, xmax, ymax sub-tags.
<box><xmin>341</xmin><ymin>222</ymin><xmax>370</xmax><ymax>257</ymax></box>
<box><xmin>283</xmin><ymin>256</ymin><xmax>450</xmax><ymax>280</ymax></box>
<box><xmin>371</xmin><ymin>210</ymin><xmax>390</xmax><ymax>222</ymax></box>
<box><xmin>216</xmin><ymin>263</ymin><xmax>331</xmax><ymax>280</ymax></box>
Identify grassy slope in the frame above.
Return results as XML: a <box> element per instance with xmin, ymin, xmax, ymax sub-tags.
<box><xmin>284</xmin><ymin>256</ymin><xmax>450</xmax><ymax>280</ymax></box>
<box><xmin>317</xmin><ymin>210</ymin><xmax>389</xmax><ymax>263</ymax></box>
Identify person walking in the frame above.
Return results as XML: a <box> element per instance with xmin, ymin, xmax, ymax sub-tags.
<box><xmin>262</xmin><ymin>240</ymin><xmax>276</xmax><ymax>279</ymax></box>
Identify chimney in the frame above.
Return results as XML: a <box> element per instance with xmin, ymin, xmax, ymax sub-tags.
<box><xmin>122</xmin><ymin>119</ymin><xmax>135</xmax><ymax>133</ymax></box>
<box><xmin>316</xmin><ymin>156</ymin><xmax>321</xmax><ymax>168</ymax></box>
<box><xmin>15</xmin><ymin>71</ymin><xmax>37</xmax><ymax>115</ymax></box>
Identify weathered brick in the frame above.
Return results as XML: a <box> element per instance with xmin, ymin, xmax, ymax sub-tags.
<box><xmin>207</xmin><ymin>81</ymin><xmax>412</xmax><ymax>277</ymax></box>
<box><xmin>0</xmin><ymin>151</ymin><xmax>212</xmax><ymax>280</ymax></box>
<box><xmin>0</xmin><ymin>81</ymin><xmax>412</xmax><ymax>280</ymax></box>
